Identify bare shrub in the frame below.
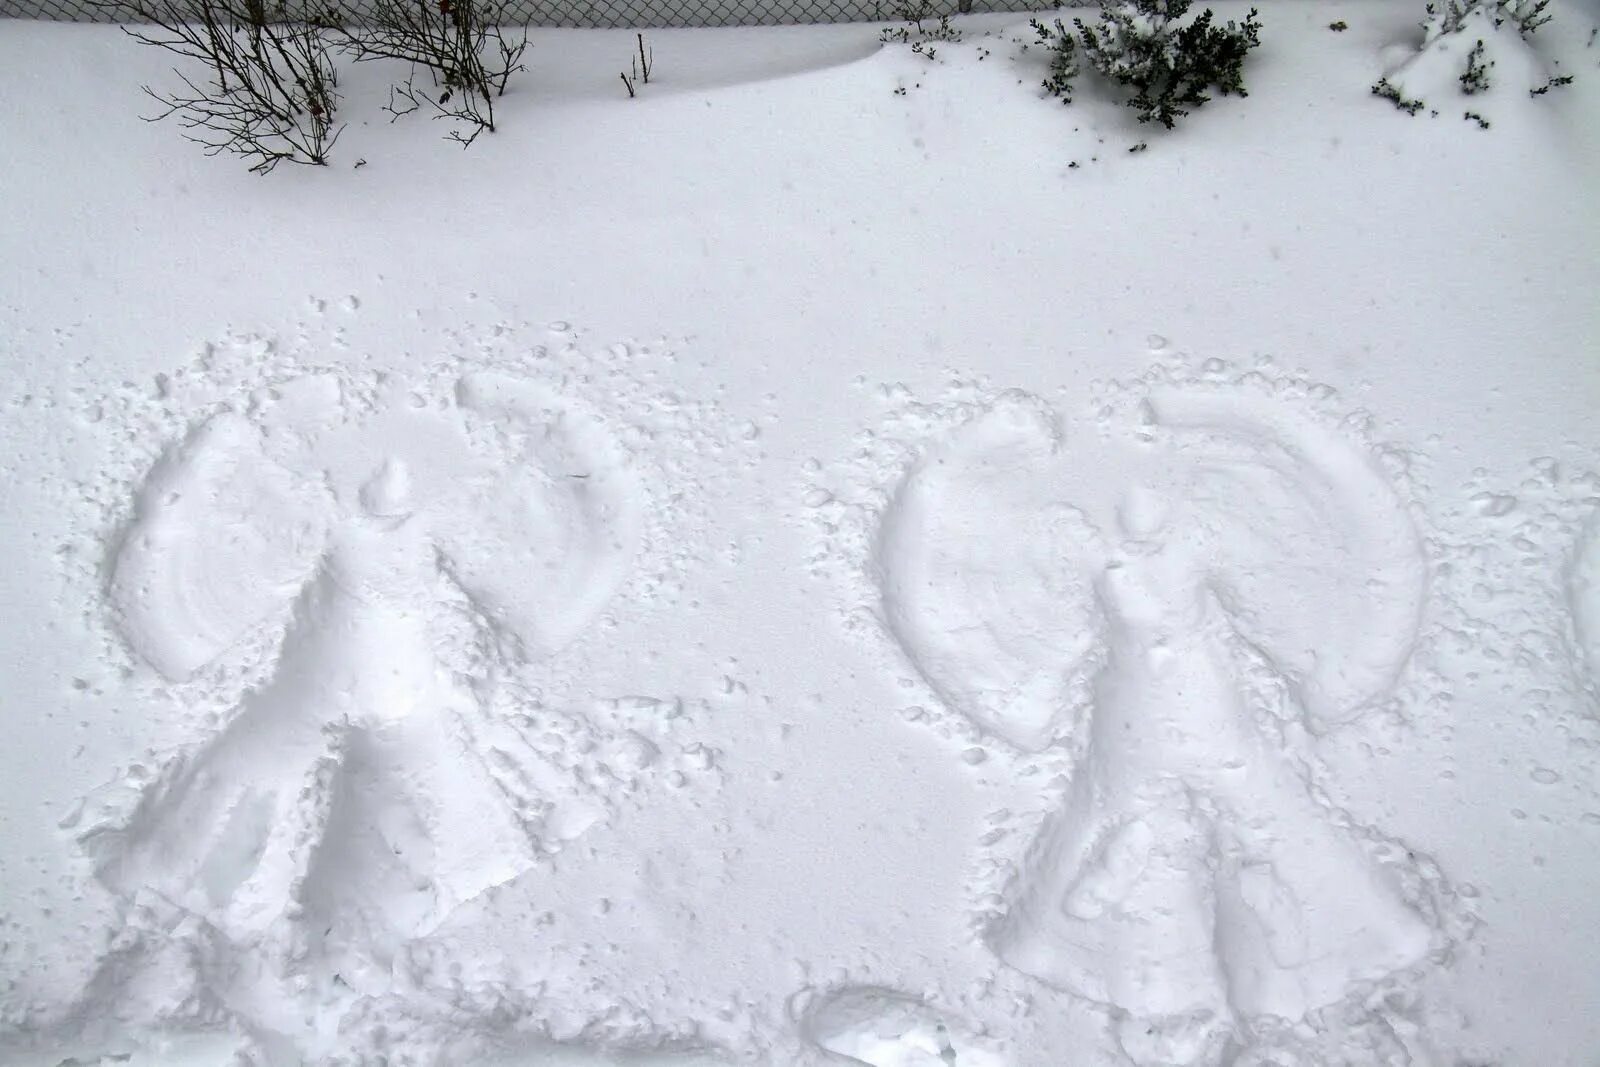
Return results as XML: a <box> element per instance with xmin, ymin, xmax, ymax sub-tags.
<box><xmin>337</xmin><ymin>0</ymin><xmax>527</xmax><ymax>146</ymax></box>
<box><xmin>116</xmin><ymin>0</ymin><xmax>342</xmax><ymax>174</ymax></box>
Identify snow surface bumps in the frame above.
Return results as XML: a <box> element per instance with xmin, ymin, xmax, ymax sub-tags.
<box><xmin>29</xmin><ymin>339</ymin><xmax>1593</xmax><ymax>1067</ymax></box>
<box><xmin>874</xmin><ymin>382</ymin><xmax>1442</xmax><ymax>1062</ymax></box>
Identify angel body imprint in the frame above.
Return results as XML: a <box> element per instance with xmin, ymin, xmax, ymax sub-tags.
<box><xmin>876</xmin><ymin>387</ymin><xmax>1440</xmax><ymax>1053</ymax></box>
<box><xmin>84</xmin><ymin>371</ymin><xmax>641</xmax><ymax>981</ymax></box>
<box><xmin>996</xmin><ymin>540</ymin><xmax>1429</xmax><ymax>1032</ymax></box>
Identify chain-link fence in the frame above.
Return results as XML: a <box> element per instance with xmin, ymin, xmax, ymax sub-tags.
<box><xmin>2</xmin><ymin>0</ymin><xmax>1046</xmax><ymax>26</ymax></box>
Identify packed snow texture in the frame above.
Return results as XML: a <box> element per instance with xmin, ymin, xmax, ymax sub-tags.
<box><xmin>1</xmin><ymin>3</ymin><xmax>1599</xmax><ymax>1066</ymax></box>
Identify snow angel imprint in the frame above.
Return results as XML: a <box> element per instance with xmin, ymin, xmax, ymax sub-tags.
<box><xmin>80</xmin><ymin>370</ymin><xmax>641</xmax><ymax>983</ymax></box>
<box><xmin>875</xmin><ymin>387</ymin><xmax>1441</xmax><ymax>1058</ymax></box>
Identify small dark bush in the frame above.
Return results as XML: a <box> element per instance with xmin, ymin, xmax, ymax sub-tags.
<box><xmin>1459</xmin><ymin>38</ymin><xmax>1492</xmax><ymax>93</ymax></box>
<box><xmin>1529</xmin><ymin>73</ymin><xmax>1575</xmax><ymax>96</ymax></box>
<box><xmin>1033</xmin><ymin>0</ymin><xmax>1263</xmax><ymax>129</ymax></box>
<box><xmin>880</xmin><ymin>0</ymin><xmax>962</xmax><ymax>56</ymax></box>
<box><xmin>1029</xmin><ymin>18</ymin><xmax>1080</xmax><ymax>102</ymax></box>
<box><xmin>1427</xmin><ymin>0</ymin><xmax>1552</xmax><ymax>38</ymax></box>
<box><xmin>1372</xmin><ymin>76</ymin><xmax>1426</xmax><ymax>115</ymax></box>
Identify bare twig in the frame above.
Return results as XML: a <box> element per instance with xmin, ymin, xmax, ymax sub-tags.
<box><xmin>636</xmin><ymin>32</ymin><xmax>652</xmax><ymax>84</ymax></box>
<box><xmin>620</xmin><ymin>33</ymin><xmax>652</xmax><ymax>97</ymax></box>
<box><xmin>107</xmin><ymin>0</ymin><xmax>342</xmax><ymax>173</ymax></box>
<box><xmin>335</xmin><ymin>0</ymin><xmax>527</xmax><ymax>145</ymax></box>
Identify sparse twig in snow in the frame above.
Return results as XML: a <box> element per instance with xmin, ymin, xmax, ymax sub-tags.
<box><xmin>621</xmin><ymin>33</ymin><xmax>653</xmax><ymax>97</ymax></box>
<box><xmin>335</xmin><ymin>0</ymin><xmax>527</xmax><ymax>147</ymax></box>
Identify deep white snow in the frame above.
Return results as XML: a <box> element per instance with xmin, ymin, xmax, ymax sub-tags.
<box><xmin>1</xmin><ymin>4</ymin><xmax>1598</xmax><ymax>1065</ymax></box>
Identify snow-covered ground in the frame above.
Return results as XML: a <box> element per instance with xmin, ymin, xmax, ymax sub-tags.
<box><xmin>1</xmin><ymin>4</ymin><xmax>1598</xmax><ymax>1065</ymax></box>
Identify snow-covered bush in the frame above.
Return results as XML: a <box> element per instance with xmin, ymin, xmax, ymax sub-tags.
<box><xmin>117</xmin><ymin>0</ymin><xmax>342</xmax><ymax>174</ymax></box>
<box><xmin>1032</xmin><ymin>0</ymin><xmax>1263</xmax><ymax>129</ymax></box>
<box><xmin>336</xmin><ymin>0</ymin><xmax>527</xmax><ymax>146</ymax></box>
<box><xmin>1424</xmin><ymin>0</ymin><xmax>1552</xmax><ymax>41</ymax></box>
<box><xmin>1029</xmin><ymin>18</ymin><xmax>1081</xmax><ymax>101</ymax></box>
<box><xmin>1373</xmin><ymin>0</ymin><xmax>1574</xmax><ymax>121</ymax></box>
<box><xmin>1370</xmin><ymin>77</ymin><xmax>1426</xmax><ymax>114</ymax></box>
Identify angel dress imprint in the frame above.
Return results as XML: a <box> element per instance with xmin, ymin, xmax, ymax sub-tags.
<box><xmin>77</xmin><ymin>370</ymin><xmax>641</xmax><ymax>987</ymax></box>
<box><xmin>1571</xmin><ymin>509</ymin><xmax>1600</xmax><ymax>699</ymax></box>
<box><xmin>876</xmin><ymin>388</ymin><xmax>1440</xmax><ymax>1061</ymax></box>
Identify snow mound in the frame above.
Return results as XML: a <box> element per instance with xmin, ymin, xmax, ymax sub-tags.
<box><xmin>1375</xmin><ymin>1</ymin><xmax>1571</xmax><ymax>125</ymax></box>
<box><xmin>801</xmin><ymin>987</ymin><xmax>1002</xmax><ymax>1066</ymax></box>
